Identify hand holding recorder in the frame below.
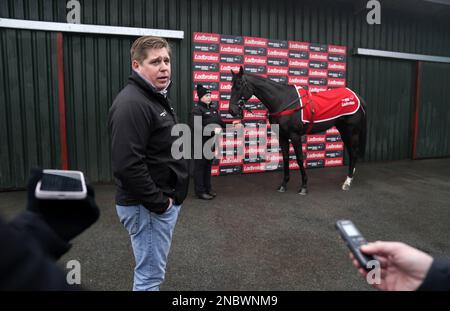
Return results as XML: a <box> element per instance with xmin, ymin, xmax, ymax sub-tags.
<box><xmin>351</xmin><ymin>241</ymin><xmax>433</xmax><ymax>291</ymax></box>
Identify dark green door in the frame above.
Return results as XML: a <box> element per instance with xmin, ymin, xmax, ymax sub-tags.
<box><xmin>349</xmin><ymin>58</ymin><xmax>415</xmax><ymax>161</ymax></box>
<box><xmin>416</xmin><ymin>62</ymin><xmax>450</xmax><ymax>158</ymax></box>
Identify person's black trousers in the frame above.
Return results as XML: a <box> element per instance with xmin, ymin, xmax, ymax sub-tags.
<box><xmin>194</xmin><ymin>158</ymin><xmax>213</xmax><ymax>195</ymax></box>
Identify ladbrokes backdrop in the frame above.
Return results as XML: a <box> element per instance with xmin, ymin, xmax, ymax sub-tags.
<box><xmin>192</xmin><ymin>32</ymin><xmax>347</xmax><ymax>176</ymax></box>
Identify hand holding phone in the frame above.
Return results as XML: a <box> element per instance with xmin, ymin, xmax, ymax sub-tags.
<box><xmin>35</xmin><ymin>169</ymin><xmax>87</xmax><ymax>200</ymax></box>
<box><xmin>27</xmin><ymin>168</ymin><xmax>99</xmax><ymax>242</ymax></box>
<box><xmin>336</xmin><ymin>220</ymin><xmax>376</xmax><ymax>271</ymax></box>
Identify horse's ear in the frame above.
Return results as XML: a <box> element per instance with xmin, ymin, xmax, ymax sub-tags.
<box><xmin>231</xmin><ymin>69</ymin><xmax>235</xmax><ymax>77</ymax></box>
<box><xmin>239</xmin><ymin>66</ymin><xmax>244</xmax><ymax>75</ymax></box>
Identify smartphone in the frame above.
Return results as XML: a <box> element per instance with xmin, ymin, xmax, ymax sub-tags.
<box><xmin>336</xmin><ymin>220</ymin><xmax>376</xmax><ymax>271</ymax></box>
<box><xmin>35</xmin><ymin>169</ymin><xmax>87</xmax><ymax>200</ymax></box>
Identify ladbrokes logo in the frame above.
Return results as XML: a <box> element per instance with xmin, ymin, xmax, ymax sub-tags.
<box><xmin>193</xmin><ymin>72</ymin><xmax>219</xmax><ymax>82</ymax></box>
<box><xmin>193</xmin><ymin>52</ymin><xmax>219</xmax><ymax>62</ymax></box>
<box><xmin>243</xmin><ymin>163</ymin><xmax>265</xmax><ymax>173</ymax></box>
<box><xmin>244</xmin><ymin>37</ymin><xmax>268</xmax><ymax>47</ymax></box>
<box><xmin>267</xmin><ymin>66</ymin><xmax>288</xmax><ymax>75</ymax></box>
<box><xmin>219</xmin><ymin>82</ymin><xmax>232</xmax><ymax>92</ymax></box>
<box><xmin>328</xmin><ymin>45</ymin><xmax>346</xmax><ymax>55</ymax></box>
<box><xmin>220</xmin><ymin>63</ymin><xmax>241</xmax><ymax>73</ymax></box>
<box><xmin>309</xmin><ymin>86</ymin><xmax>327</xmax><ymax>93</ymax></box>
<box><xmin>328</xmin><ymin>62</ymin><xmax>346</xmax><ymax>70</ymax></box>
<box><xmin>220</xmin><ymin>44</ymin><xmax>244</xmax><ymax>54</ymax></box>
<box><xmin>326</xmin><ymin>127</ymin><xmax>340</xmax><ymax>135</ymax></box>
<box><xmin>307</xmin><ymin>151</ymin><xmax>325</xmax><ymax>159</ymax></box>
<box><xmin>309</xmin><ymin>52</ymin><xmax>328</xmax><ymax>61</ymax></box>
<box><xmin>289</xmin><ymin>77</ymin><xmax>308</xmax><ymax>85</ymax></box>
<box><xmin>288</xmin><ymin>41</ymin><xmax>309</xmax><ymax>51</ymax></box>
<box><xmin>328</xmin><ymin>79</ymin><xmax>345</xmax><ymax>87</ymax></box>
<box><xmin>289</xmin><ymin>59</ymin><xmax>308</xmax><ymax>68</ymax></box>
<box><xmin>307</xmin><ymin>135</ymin><xmax>326</xmax><ymax>143</ymax></box>
<box><xmin>220</xmin><ymin>156</ymin><xmax>243</xmax><ymax>165</ymax></box>
<box><xmin>244</xmin><ymin>56</ymin><xmax>267</xmax><ymax>65</ymax></box>
<box><xmin>326</xmin><ymin>142</ymin><xmax>344</xmax><ymax>150</ymax></box>
<box><xmin>309</xmin><ymin>69</ymin><xmax>327</xmax><ymax>77</ymax></box>
<box><xmin>341</xmin><ymin>97</ymin><xmax>356</xmax><ymax>107</ymax></box>
<box><xmin>325</xmin><ymin>158</ymin><xmax>343</xmax><ymax>166</ymax></box>
<box><xmin>267</xmin><ymin>48</ymin><xmax>288</xmax><ymax>58</ymax></box>
<box><xmin>244</xmin><ymin>110</ymin><xmax>267</xmax><ymax>120</ymax></box>
<box><xmin>193</xmin><ymin>32</ymin><xmax>220</xmax><ymax>43</ymax></box>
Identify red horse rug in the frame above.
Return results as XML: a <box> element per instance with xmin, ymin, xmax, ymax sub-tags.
<box><xmin>295</xmin><ymin>86</ymin><xmax>360</xmax><ymax>123</ymax></box>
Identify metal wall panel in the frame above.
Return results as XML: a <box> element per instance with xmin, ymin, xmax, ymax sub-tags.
<box><xmin>0</xmin><ymin>29</ymin><xmax>60</xmax><ymax>190</ymax></box>
<box><xmin>1</xmin><ymin>0</ymin><xmax>450</xmax><ymax>187</ymax></box>
<box><xmin>416</xmin><ymin>62</ymin><xmax>450</xmax><ymax>158</ymax></box>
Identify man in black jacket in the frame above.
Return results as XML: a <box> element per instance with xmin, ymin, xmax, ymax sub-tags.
<box><xmin>108</xmin><ymin>36</ymin><xmax>189</xmax><ymax>291</ymax></box>
<box><xmin>191</xmin><ymin>84</ymin><xmax>226</xmax><ymax>200</ymax></box>
<box><xmin>350</xmin><ymin>241</ymin><xmax>450</xmax><ymax>291</ymax></box>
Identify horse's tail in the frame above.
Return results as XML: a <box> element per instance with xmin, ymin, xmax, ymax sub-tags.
<box><xmin>358</xmin><ymin>98</ymin><xmax>367</xmax><ymax>158</ymax></box>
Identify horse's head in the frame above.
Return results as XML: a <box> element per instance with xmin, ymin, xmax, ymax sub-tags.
<box><xmin>229</xmin><ymin>66</ymin><xmax>254</xmax><ymax>119</ymax></box>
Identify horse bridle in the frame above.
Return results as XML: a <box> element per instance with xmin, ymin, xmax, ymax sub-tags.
<box><xmin>236</xmin><ymin>76</ymin><xmax>255</xmax><ymax>116</ymax></box>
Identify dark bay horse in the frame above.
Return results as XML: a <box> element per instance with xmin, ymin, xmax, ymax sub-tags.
<box><xmin>229</xmin><ymin>66</ymin><xmax>367</xmax><ymax>194</ymax></box>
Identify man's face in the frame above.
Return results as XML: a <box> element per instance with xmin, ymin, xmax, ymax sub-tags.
<box><xmin>133</xmin><ymin>47</ymin><xmax>171</xmax><ymax>90</ymax></box>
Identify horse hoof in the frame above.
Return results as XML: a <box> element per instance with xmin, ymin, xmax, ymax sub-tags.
<box><xmin>342</xmin><ymin>184</ymin><xmax>351</xmax><ymax>191</ymax></box>
<box><xmin>277</xmin><ymin>186</ymin><xmax>287</xmax><ymax>193</ymax></box>
<box><xmin>298</xmin><ymin>188</ymin><xmax>308</xmax><ymax>195</ymax></box>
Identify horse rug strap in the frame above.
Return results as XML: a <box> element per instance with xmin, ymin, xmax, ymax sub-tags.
<box><xmin>295</xmin><ymin>86</ymin><xmax>360</xmax><ymax>124</ymax></box>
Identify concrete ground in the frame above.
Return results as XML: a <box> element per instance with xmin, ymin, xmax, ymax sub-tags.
<box><xmin>1</xmin><ymin>158</ymin><xmax>449</xmax><ymax>291</ymax></box>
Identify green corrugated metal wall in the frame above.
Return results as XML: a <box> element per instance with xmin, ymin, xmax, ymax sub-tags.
<box><xmin>416</xmin><ymin>62</ymin><xmax>450</xmax><ymax>158</ymax></box>
<box><xmin>1</xmin><ymin>0</ymin><xmax>450</xmax><ymax>188</ymax></box>
<box><xmin>0</xmin><ymin>29</ymin><xmax>61</xmax><ymax>189</ymax></box>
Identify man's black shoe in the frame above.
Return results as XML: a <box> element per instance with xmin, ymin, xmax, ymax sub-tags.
<box><xmin>207</xmin><ymin>190</ymin><xmax>217</xmax><ymax>197</ymax></box>
<box><xmin>197</xmin><ymin>193</ymin><xmax>214</xmax><ymax>200</ymax></box>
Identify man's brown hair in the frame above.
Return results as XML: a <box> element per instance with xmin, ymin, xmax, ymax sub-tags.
<box><xmin>130</xmin><ymin>36</ymin><xmax>171</xmax><ymax>64</ymax></box>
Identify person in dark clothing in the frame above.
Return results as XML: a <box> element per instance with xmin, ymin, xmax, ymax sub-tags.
<box><xmin>350</xmin><ymin>241</ymin><xmax>450</xmax><ymax>291</ymax></box>
<box><xmin>0</xmin><ymin>168</ymin><xmax>99</xmax><ymax>290</ymax></box>
<box><xmin>108</xmin><ymin>36</ymin><xmax>189</xmax><ymax>291</ymax></box>
<box><xmin>191</xmin><ymin>84</ymin><xmax>226</xmax><ymax>200</ymax></box>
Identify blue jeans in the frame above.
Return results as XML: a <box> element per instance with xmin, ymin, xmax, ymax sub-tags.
<box><xmin>116</xmin><ymin>203</ymin><xmax>181</xmax><ymax>291</ymax></box>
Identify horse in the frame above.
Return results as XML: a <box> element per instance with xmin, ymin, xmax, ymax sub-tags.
<box><xmin>228</xmin><ymin>66</ymin><xmax>367</xmax><ymax>194</ymax></box>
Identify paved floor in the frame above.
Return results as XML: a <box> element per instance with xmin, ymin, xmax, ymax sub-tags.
<box><xmin>1</xmin><ymin>158</ymin><xmax>449</xmax><ymax>290</ymax></box>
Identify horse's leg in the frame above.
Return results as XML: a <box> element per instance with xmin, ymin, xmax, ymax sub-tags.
<box><xmin>277</xmin><ymin>134</ymin><xmax>290</xmax><ymax>192</ymax></box>
<box><xmin>336</xmin><ymin>123</ymin><xmax>359</xmax><ymax>191</ymax></box>
<box><xmin>291</xmin><ymin>135</ymin><xmax>308</xmax><ymax>195</ymax></box>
